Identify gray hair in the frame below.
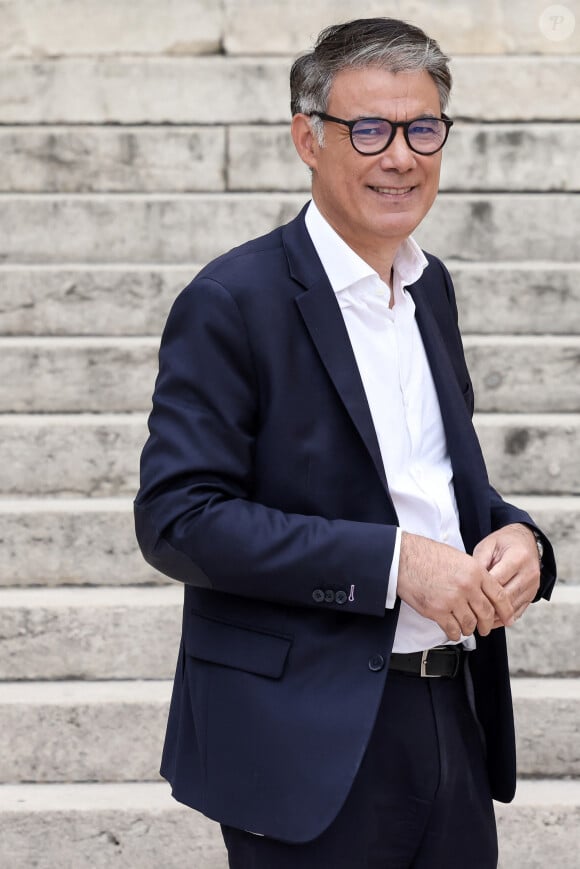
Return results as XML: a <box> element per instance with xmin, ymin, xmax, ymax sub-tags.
<box><xmin>290</xmin><ymin>18</ymin><xmax>452</xmax><ymax>145</ymax></box>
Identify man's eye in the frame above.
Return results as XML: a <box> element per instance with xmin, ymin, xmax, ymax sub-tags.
<box><xmin>354</xmin><ymin>121</ymin><xmax>388</xmax><ymax>137</ymax></box>
<box><xmin>410</xmin><ymin>121</ymin><xmax>439</xmax><ymax>135</ymax></box>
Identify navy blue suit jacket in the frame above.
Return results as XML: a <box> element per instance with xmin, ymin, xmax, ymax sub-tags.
<box><xmin>135</xmin><ymin>206</ymin><xmax>556</xmax><ymax>843</ymax></box>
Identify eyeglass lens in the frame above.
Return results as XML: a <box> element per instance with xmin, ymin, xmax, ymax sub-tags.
<box><xmin>352</xmin><ymin>118</ymin><xmax>447</xmax><ymax>154</ymax></box>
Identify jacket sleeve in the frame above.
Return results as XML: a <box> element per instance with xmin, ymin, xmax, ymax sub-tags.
<box><xmin>134</xmin><ymin>276</ymin><xmax>395</xmax><ymax>617</ymax></box>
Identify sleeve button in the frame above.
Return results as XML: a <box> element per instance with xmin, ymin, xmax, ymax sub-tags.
<box><xmin>312</xmin><ymin>589</ymin><xmax>325</xmax><ymax>603</ymax></box>
<box><xmin>324</xmin><ymin>589</ymin><xmax>335</xmax><ymax>603</ymax></box>
<box><xmin>335</xmin><ymin>591</ymin><xmax>347</xmax><ymax>605</ymax></box>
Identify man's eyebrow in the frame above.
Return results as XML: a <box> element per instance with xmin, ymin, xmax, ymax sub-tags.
<box><xmin>353</xmin><ymin>111</ymin><xmax>440</xmax><ymax>120</ymax></box>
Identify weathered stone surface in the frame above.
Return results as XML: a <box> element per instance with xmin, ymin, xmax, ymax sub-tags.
<box><xmin>0</xmin><ymin>265</ymin><xmax>192</xmax><ymax>336</ymax></box>
<box><xmin>0</xmin><ymin>783</ymin><xmax>227</xmax><ymax>869</ymax></box>
<box><xmin>224</xmin><ymin>0</ymin><xmax>580</xmax><ymax>56</ymax></box>
<box><xmin>0</xmin><ymin>587</ymin><xmax>182</xmax><ymax>680</ymax></box>
<box><xmin>449</xmin><ymin>57</ymin><xmax>580</xmax><ymax>120</ymax></box>
<box><xmin>507</xmin><ymin>587</ymin><xmax>580</xmax><ymax>676</ymax></box>
<box><xmin>0</xmin><ymin>499</ymin><xmax>162</xmax><ymax>587</ymax></box>
<box><xmin>1</xmin><ymin>678</ymin><xmax>575</xmax><ymax>783</ymax></box>
<box><xmin>0</xmin><ymin>681</ymin><xmax>170</xmax><ymax>783</ymax></box>
<box><xmin>2</xmin><ymin>336</ymin><xmax>576</xmax><ymax>414</ymax></box>
<box><xmin>512</xmin><ymin>679</ymin><xmax>580</xmax><ymax>777</ymax></box>
<box><xmin>475</xmin><ymin>414</ymin><xmax>580</xmax><ymax>495</ymax></box>
<box><xmin>0</xmin><ymin>194</ymin><xmax>305</xmax><ymax>265</ymax></box>
<box><xmin>0</xmin><ymin>127</ymin><xmax>226</xmax><ymax>193</ymax></box>
<box><xmin>0</xmin><ymin>0</ymin><xmax>224</xmax><ymax>58</ymax></box>
<box><xmin>464</xmin><ymin>337</ymin><xmax>580</xmax><ymax>413</ymax></box>
<box><xmin>0</xmin><ymin>338</ymin><xmax>159</xmax><ymax>413</ymax></box>
<box><xmin>0</xmin><ymin>415</ymin><xmax>146</xmax><ymax>497</ymax></box>
<box><xmin>0</xmin><ymin>780</ymin><xmax>578</xmax><ymax>869</ymax></box>
<box><xmin>414</xmin><ymin>194</ymin><xmax>580</xmax><ymax>262</ymax></box>
<box><xmin>1</xmin><ymin>56</ymin><xmax>579</xmax><ymax>124</ymax></box>
<box><xmin>495</xmin><ymin>780</ymin><xmax>580</xmax><ymax>869</ymax></box>
<box><xmin>0</xmin><ymin>58</ymin><xmax>290</xmax><ymax>124</ymax></box>
<box><xmin>0</xmin><ymin>585</ymin><xmax>576</xmax><ymax>680</ymax></box>
<box><xmin>1</xmin><ymin>414</ymin><xmax>577</xmax><ymax>497</ymax></box>
<box><xmin>228</xmin><ymin>124</ymin><xmax>580</xmax><ymax>192</ymax></box>
<box><xmin>451</xmin><ymin>263</ymin><xmax>580</xmax><ymax>336</ymax></box>
<box><xmin>1</xmin><ymin>194</ymin><xmax>579</xmax><ymax>265</ymax></box>
<box><xmin>1</xmin><ymin>263</ymin><xmax>578</xmax><ymax>337</ymax></box>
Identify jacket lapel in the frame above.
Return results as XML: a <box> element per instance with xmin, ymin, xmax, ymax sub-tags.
<box><xmin>283</xmin><ymin>209</ymin><xmax>390</xmax><ymax>493</ymax></box>
<box><xmin>408</xmin><ymin>276</ymin><xmax>490</xmax><ymax>550</ymax></box>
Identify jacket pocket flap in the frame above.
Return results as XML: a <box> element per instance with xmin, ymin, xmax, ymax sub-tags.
<box><xmin>185</xmin><ymin>612</ymin><xmax>292</xmax><ymax>679</ymax></box>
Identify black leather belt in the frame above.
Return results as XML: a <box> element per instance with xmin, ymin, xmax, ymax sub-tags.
<box><xmin>389</xmin><ymin>645</ymin><xmax>465</xmax><ymax>678</ymax></box>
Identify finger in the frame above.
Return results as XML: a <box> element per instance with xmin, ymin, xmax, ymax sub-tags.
<box><xmin>472</xmin><ymin>537</ymin><xmax>500</xmax><ymax>571</ymax></box>
<box><xmin>482</xmin><ymin>575</ymin><xmax>515</xmax><ymax>627</ymax></box>
<box><xmin>451</xmin><ymin>605</ymin><xmax>479</xmax><ymax>638</ymax></box>
<box><xmin>439</xmin><ymin>614</ymin><xmax>463</xmax><ymax>643</ymax></box>
<box><xmin>488</xmin><ymin>557</ymin><xmax>518</xmax><ymax>588</ymax></box>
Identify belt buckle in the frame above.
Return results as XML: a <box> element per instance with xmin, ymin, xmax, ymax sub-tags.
<box><xmin>420</xmin><ymin>649</ymin><xmax>442</xmax><ymax>678</ymax></box>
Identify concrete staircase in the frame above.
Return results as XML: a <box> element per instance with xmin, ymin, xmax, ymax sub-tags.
<box><xmin>0</xmin><ymin>2</ymin><xmax>578</xmax><ymax>866</ymax></box>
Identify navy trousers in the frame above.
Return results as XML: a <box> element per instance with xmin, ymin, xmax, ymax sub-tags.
<box><xmin>222</xmin><ymin>666</ymin><xmax>498</xmax><ymax>868</ymax></box>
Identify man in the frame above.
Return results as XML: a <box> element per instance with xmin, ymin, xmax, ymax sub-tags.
<box><xmin>135</xmin><ymin>18</ymin><xmax>556</xmax><ymax>868</ymax></box>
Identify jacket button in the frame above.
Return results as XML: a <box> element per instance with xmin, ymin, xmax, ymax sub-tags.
<box><xmin>368</xmin><ymin>654</ymin><xmax>385</xmax><ymax>672</ymax></box>
<box><xmin>335</xmin><ymin>591</ymin><xmax>347</xmax><ymax>604</ymax></box>
<box><xmin>324</xmin><ymin>589</ymin><xmax>335</xmax><ymax>603</ymax></box>
<box><xmin>312</xmin><ymin>589</ymin><xmax>325</xmax><ymax>603</ymax></box>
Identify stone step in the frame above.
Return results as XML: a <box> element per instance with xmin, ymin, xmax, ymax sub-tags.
<box><xmin>0</xmin><ymin>780</ymin><xmax>578</xmax><ymax>869</ymax></box>
<box><xmin>3</xmin><ymin>0</ymin><xmax>578</xmax><ymax>59</ymax></box>
<box><xmin>1</xmin><ymin>336</ymin><xmax>578</xmax><ymax>414</ymax></box>
<box><xmin>0</xmin><ymin>0</ymin><xmax>223</xmax><ymax>58</ymax></box>
<box><xmin>0</xmin><ymin>585</ymin><xmax>577</xmax><ymax>681</ymax></box>
<box><xmin>0</xmin><ymin>127</ymin><xmax>226</xmax><ymax>194</ymax></box>
<box><xmin>0</xmin><ymin>413</ymin><xmax>577</xmax><ymax>497</ymax></box>
<box><xmin>2</xmin><ymin>123</ymin><xmax>579</xmax><ymax>194</ymax></box>
<box><xmin>474</xmin><ymin>413</ymin><xmax>580</xmax><ymax>496</ymax></box>
<box><xmin>0</xmin><ymin>193</ymin><xmax>579</xmax><ymax>266</ymax></box>
<box><xmin>511</xmin><ymin>679</ymin><xmax>580</xmax><ymax>777</ymax></box>
<box><xmin>1</xmin><ymin>57</ymin><xmax>579</xmax><ymax>124</ymax></box>
<box><xmin>0</xmin><ymin>678</ymin><xmax>576</xmax><ymax>784</ymax></box>
<box><xmin>0</xmin><ymin>586</ymin><xmax>182</xmax><ymax>681</ymax></box>
<box><xmin>495</xmin><ymin>780</ymin><xmax>580</xmax><ymax>869</ymax></box>
<box><xmin>507</xmin><ymin>587</ymin><xmax>580</xmax><ymax>676</ymax></box>
<box><xmin>462</xmin><ymin>336</ymin><xmax>580</xmax><ymax>413</ymax></box>
<box><xmin>0</xmin><ymin>680</ymin><xmax>171</xmax><ymax>783</ymax></box>
<box><xmin>0</xmin><ymin>782</ymin><xmax>226</xmax><ymax>869</ymax></box>
<box><xmin>2</xmin><ymin>495</ymin><xmax>575</xmax><ymax>589</ymax></box>
<box><xmin>0</xmin><ymin>498</ymin><xmax>163</xmax><ymax>587</ymax></box>
<box><xmin>224</xmin><ymin>0</ymin><xmax>580</xmax><ymax>58</ymax></box>
<box><xmin>1</xmin><ymin>262</ymin><xmax>578</xmax><ymax>337</ymax></box>
<box><xmin>228</xmin><ymin>123</ymin><xmax>580</xmax><ymax>193</ymax></box>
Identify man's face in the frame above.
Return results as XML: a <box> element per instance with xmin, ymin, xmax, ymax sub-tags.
<box><xmin>294</xmin><ymin>66</ymin><xmax>444</xmax><ymax>262</ymax></box>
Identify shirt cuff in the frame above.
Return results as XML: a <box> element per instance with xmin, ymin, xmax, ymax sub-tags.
<box><xmin>385</xmin><ymin>527</ymin><xmax>401</xmax><ymax>609</ymax></box>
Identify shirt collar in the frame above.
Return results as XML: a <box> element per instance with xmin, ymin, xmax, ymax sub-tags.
<box><xmin>305</xmin><ymin>199</ymin><xmax>428</xmax><ymax>295</ymax></box>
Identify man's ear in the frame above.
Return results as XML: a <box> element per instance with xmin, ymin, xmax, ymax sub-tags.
<box><xmin>291</xmin><ymin>114</ymin><xmax>319</xmax><ymax>171</ymax></box>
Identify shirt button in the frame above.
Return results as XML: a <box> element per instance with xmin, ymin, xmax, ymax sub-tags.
<box><xmin>324</xmin><ymin>589</ymin><xmax>335</xmax><ymax>603</ymax></box>
<box><xmin>335</xmin><ymin>591</ymin><xmax>347</xmax><ymax>605</ymax></box>
<box><xmin>312</xmin><ymin>589</ymin><xmax>325</xmax><ymax>603</ymax></box>
<box><xmin>368</xmin><ymin>654</ymin><xmax>385</xmax><ymax>672</ymax></box>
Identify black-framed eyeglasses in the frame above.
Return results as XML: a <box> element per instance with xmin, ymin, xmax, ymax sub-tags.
<box><xmin>308</xmin><ymin>112</ymin><xmax>454</xmax><ymax>156</ymax></box>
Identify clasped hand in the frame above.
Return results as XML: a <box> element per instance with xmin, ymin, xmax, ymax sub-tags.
<box><xmin>398</xmin><ymin>524</ymin><xmax>541</xmax><ymax>642</ymax></box>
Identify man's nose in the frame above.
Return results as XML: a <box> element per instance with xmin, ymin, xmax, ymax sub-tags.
<box><xmin>378</xmin><ymin>128</ymin><xmax>417</xmax><ymax>171</ymax></box>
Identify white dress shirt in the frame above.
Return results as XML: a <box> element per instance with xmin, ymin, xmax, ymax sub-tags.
<box><xmin>305</xmin><ymin>201</ymin><xmax>475</xmax><ymax>653</ymax></box>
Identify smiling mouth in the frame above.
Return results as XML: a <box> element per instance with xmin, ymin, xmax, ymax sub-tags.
<box><xmin>370</xmin><ymin>186</ymin><xmax>415</xmax><ymax>195</ymax></box>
